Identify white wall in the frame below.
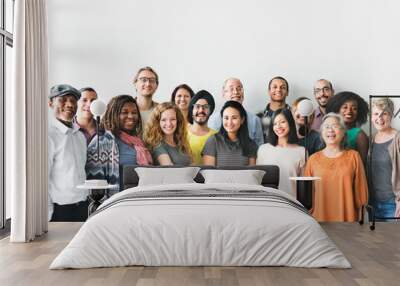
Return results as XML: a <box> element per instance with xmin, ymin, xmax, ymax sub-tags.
<box><xmin>47</xmin><ymin>0</ymin><xmax>400</xmax><ymax>129</ymax></box>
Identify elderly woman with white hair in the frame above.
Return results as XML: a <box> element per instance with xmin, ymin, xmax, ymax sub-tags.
<box><xmin>304</xmin><ymin>113</ymin><xmax>368</xmax><ymax>222</ymax></box>
<box><xmin>370</xmin><ymin>98</ymin><xmax>400</xmax><ymax>219</ymax></box>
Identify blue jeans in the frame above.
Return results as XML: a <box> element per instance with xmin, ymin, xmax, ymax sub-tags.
<box><xmin>371</xmin><ymin>198</ymin><xmax>396</xmax><ymax>220</ymax></box>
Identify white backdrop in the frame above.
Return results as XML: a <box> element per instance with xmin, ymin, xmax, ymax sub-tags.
<box><xmin>47</xmin><ymin>0</ymin><xmax>400</xmax><ymax>127</ymax></box>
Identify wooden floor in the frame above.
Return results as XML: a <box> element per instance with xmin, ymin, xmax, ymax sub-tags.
<box><xmin>0</xmin><ymin>222</ymin><xmax>399</xmax><ymax>286</ymax></box>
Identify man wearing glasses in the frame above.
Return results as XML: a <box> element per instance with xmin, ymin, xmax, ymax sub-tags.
<box><xmin>311</xmin><ymin>79</ymin><xmax>334</xmax><ymax>131</ymax></box>
<box><xmin>187</xmin><ymin>90</ymin><xmax>217</xmax><ymax>165</ymax></box>
<box><xmin>133</xmin><ymin>66</ymin><xmax>159</xmax><ymax>126</ymax></box>
<box><xmin>209</xmin><ymin>78</ymin><xmax>264</xmax><ymax>146</ymax></box>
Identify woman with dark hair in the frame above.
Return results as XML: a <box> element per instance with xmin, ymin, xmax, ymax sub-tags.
<box><xmin>304</xmin><ymin>113</ymin><xmax>368</xmax><ymax>222</ymax></box>
<box><xmin>86</xmin><ymin>95</ymin><xmax>153</xmax><ymax>192</ymax></box>
<box><xmin>326</xmin><ymin>91</ymin><xmax>369</xmax><ymax>164</ymax></box>
<box><xmin>202</xmin><ymin>100</ymin><xmax>258</xmax><ymax>166</ymax></box>
<box><xmin>170</xmin><ymin>84</ymin><xmax>195</xmax><ymax>121</ymax></box>
<box><xmin>256</xmin><ymin>108</ymin><xmax>305</xmax><ymax>196</ymax></box>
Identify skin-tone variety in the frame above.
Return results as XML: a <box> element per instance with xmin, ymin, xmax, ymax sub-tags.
<box><xmin>189</xmin><ymin>98</ymin><xmax>212</xmax><ymax>136</ymax></box>
<box><xmin>157</xmin><ymin>108</ymin><xmax>178</xmax><ymax>165</ymax></box>
<box><xmin>321</xmin><ymin>117</ymin><xmax>345</xmax><ymax>158</ymax></box>
<box><xmin>339</xmin><ymin>100</ymin><xmax>369</xmax><ymax>165</ymax></box>
<box><xmin>174</xmin><ymin>88</ymin><xmax>191</xmax><ymax>119</ymax></box>
<box><xmin>371</xmin><ymin>106</ymin><xmax>400</xmax><ymax>217</ymax></box>
<box><xmin>268</xmin><ymin>78</ymin><xmax>288</xmax><ymax>111</ymax></box>
<box><xmin>203</xmin><ymin>107</ymin><xmax>256</xmax><ymax>166</ymax></box>
<box><xmin>48</xmin><ymin>95</ymin><xmax>77</xmax><ymax>123</ymax></box>
<box><xmin>119</xmin><ymin>102</ymin><xmax>139</xmax><ymax>133</ymax></box>
<box><xmin>314</xmin><ymin>80</ymin><xmax>334</xmax><ymax>114</ymax></box>
<box><xmin>222</xmin><ymin>78</ymin><xmax>244</xmax><ymax>103</ymax></box>
<box><xmin>134</xmin><ymin>69</ymin><xmax>158</xmax><ymax>111</ymax></box>
<box><xmin>76</xmin><ymin>90</ymin><xmax>97</xmax><ymax>135</ymax></box>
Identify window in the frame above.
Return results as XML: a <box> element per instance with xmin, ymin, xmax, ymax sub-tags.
<box><xmin>1</xmin><ymin>0</ymin><xmax>14</xmax><ymax>231</ymax></box>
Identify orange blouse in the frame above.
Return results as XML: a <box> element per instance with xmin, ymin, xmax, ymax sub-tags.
<box><xmin>304</xmin><ymin>149</ymin><xmax>368</xmax><ymax>222</ymax></box>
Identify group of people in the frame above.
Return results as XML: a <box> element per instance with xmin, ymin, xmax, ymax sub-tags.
<box><xmin>48</xmin><ymin>66</ymin><xmax>400</xmax><ymax>223</ymax></box>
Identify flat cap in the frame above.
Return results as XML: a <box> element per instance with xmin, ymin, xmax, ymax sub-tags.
<box><xmin>49</xmin><ymin>84</ymin><xmax>81</xmax><ymax>100</ymax></box>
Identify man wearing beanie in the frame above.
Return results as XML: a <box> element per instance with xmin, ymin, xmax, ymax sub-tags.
<box><xmin>187</xmin><ymin>90</ymin><xmax>217</xmax><ymax>165</ymax></box>
<box><xmin>48</xmin><ymin>84</ymin><xmax>88</xmax><ymax>222</ymax></box>
<box><xmin>209</xmin><ymin>78</ymin><xmax>264</xmax><ymax>145</ymax></box>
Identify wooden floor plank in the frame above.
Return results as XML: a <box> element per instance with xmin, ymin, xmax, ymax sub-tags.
<box><xmin>0</xmin><ymin>222</ymin><xmax>399</xmax><ymax>286</ymax></box>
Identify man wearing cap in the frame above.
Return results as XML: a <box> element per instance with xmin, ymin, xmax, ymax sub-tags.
<box><xmin>187</xmin><ymin>90</ymin><xmax>217</xmax><ymax>165</ymax></box>
<box><xmin>48</xmin><ymin>84</ymin><xmax>88</xmax><ymax>221</ymax></box>
<box><xmin>209</xmin><ymin>78</ymin><xmax>264</xmax><ymax>146</ymax></box>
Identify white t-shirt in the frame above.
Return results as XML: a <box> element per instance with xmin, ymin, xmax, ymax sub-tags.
<box><xmin>256</xmin><ymin>143</ymin><xmax>305</xmax><ymax>197</ymax></box>
<box><xmin>48</xmin><ymin>118</ymin><xmax>87</xmax><ymax>219</ymax></box>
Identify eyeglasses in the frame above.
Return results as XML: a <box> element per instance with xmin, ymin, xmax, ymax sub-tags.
<box><xmin>193</xmin><ymin>104</ymin><xmax>210</xmax><ymax>110</ymax></box>
<box><xmin>314</xmin><ymin>87</ymin><xmax>331</xmax><ymax>94</ymax></box>
<box><xmin>138</xmin><ymin>77</ymin><xmax>157</xmax><ymax>84</ymax></box>
<box><xmin>322</xmin><ymin>124</ymin><xmax>342</xmax><ymax>130</ymax></box>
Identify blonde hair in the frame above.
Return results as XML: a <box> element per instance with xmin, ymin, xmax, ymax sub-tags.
<box><xmin>371</xmin><ymin>98</ymin><xmax>394</xmax><ymax>117</ymax></box>
<box><xmin>144</xmin><ymin>102</ymin><xmax>192</xmax><ymax>157</ymax></box>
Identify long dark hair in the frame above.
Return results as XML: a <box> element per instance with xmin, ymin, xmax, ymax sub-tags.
<box><xmin>219</xmin><ymin>100</ymin><xmax>253</xmax><ymax>156</ymax></box>
<box><xmin>267</xmin><ymin>108</ymin><xmax>298</xmax><ymax>146</ymax></box>
<box><xmin>101</xmin><ymin>95</ymin><xmax>142</xmax><ymax>137</ymax></box>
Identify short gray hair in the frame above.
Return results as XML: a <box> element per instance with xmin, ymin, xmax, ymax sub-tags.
<box><xmin>222</xmin><ymin>77</ymin><xmax>243</xmax><ymax>91</ymax></box>
<box><xmin>371</xmin><ymin>98</ymin><xmax>394</xmax><ymax>117</ymax></box>
<box><xmin>320</xmin><ymin>112</ymin><xmax>347</xmax><ymax>149</ymax></box>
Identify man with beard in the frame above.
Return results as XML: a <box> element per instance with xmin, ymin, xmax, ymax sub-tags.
<box><xmin>48</xmin><ymin>84</ymin><xmax>88</xmax><ymax>221</ymax></box>
<box><xmin>311</xmin><ymin>79</ymin><xmax>334</xmax><ymax>131</ymax></box>
<box><xmin>133</xmin><ymin>66</ymin><xmax>159</xmax><ymax>126</ymax></box>
<box><xmin>257</xmin><ymin>76</ymin><xmax>290</xmax><ymax>142</ymax></box>
<box><xmin>209</xmin><ymin>78</ymin><xmax>264</xmax><ymax>146</ymax></box>
<box><xmin>187</xmin><ymin>90</ymin><xmax>217</xmax><ymax>165</ymax></box>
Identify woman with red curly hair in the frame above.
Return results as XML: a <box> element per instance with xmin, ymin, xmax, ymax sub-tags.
<box><xmin>144</xmin><ymin>102</ymin><xmax>192</xmax><ymax>165</ymax></box>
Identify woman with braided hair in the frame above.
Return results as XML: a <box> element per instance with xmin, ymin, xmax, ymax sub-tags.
<box><xmin>86</xmin><ymin>95</ymin><xmax>152</xmax><ymax>193</ymax></box>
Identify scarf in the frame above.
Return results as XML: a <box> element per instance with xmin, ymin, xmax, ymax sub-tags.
<box><xmin>119</xmin><ymin>131</ymin><xmax>153</xmax><ymax>165</ymax></box>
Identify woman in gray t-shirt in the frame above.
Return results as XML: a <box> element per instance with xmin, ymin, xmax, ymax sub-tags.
<box><xmin>370</xmin><ymin>98</ymin><xmax>400</xmax><ymax>219</ymax></box>
<box><xmin>144</xmin><ymin>102</ymin><xmax>192</xmax><ymax>166</ymax></box>
<box><xmin>203</xmin><ymin>100</ymin><xmax>258</xmax><ymax>166</ymax></box>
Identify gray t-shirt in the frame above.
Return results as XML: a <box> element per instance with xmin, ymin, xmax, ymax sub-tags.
<box><xmin>153</xmin><ymin>142</ymin><xmax>191</xmax><ymax>166</ymax></box>
<box><xmin>202</xmin><ymin>133</ymin><xmax>258</xmax><ymax>166</ymax></box>
<box><xmin>371</xmin><ymin>139</ymin><xmax>395</xmax><ymax>202</ymax></box>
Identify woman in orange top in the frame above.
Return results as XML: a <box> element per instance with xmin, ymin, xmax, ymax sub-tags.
<box><xmin>304</xmin><ymin>113</ymin><xmax>368</xmax><ymax>222</ymax></box>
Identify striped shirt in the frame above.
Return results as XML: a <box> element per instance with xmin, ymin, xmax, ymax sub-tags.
<box><xmin>202</xmin><ymin>133</ymin><xmax>258</xmax><ymax>166</ymax></box>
